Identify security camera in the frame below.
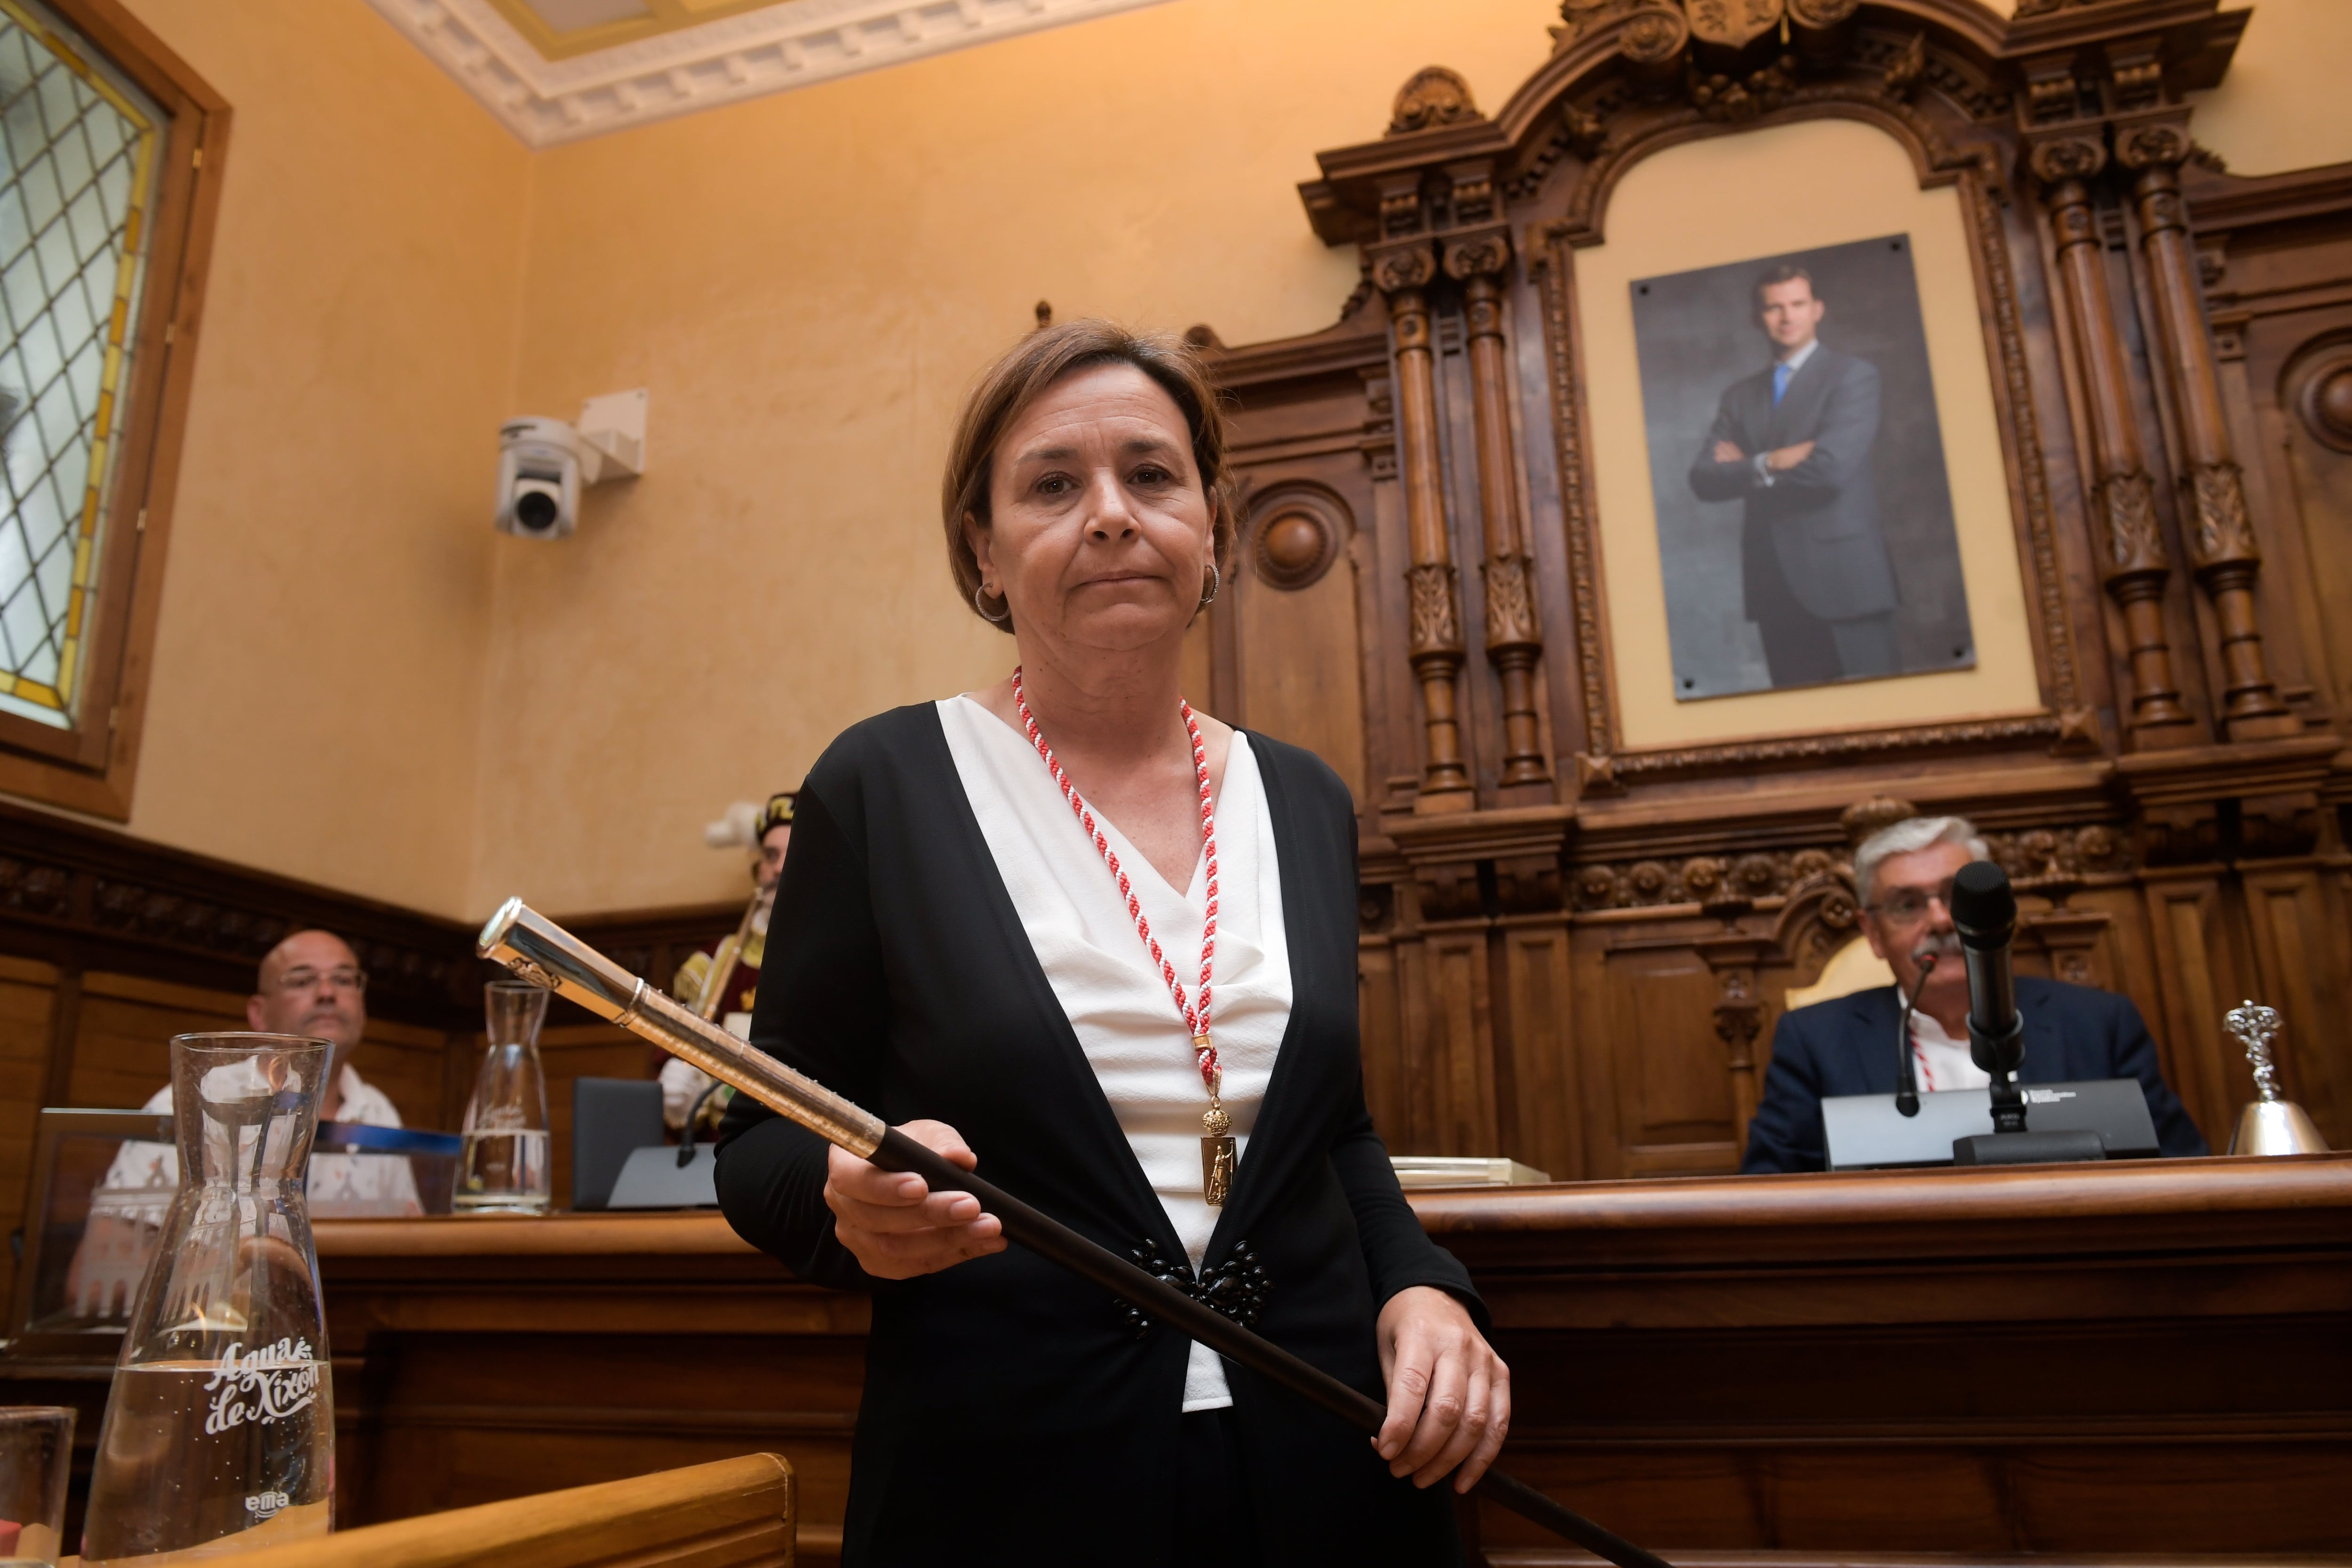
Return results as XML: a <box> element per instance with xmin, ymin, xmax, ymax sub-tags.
<box><xmin>496</xmin><ymin>417</ymin><xmax>582</xmax><ymax>540</ymax></box>
<box><xmin>495</xmin><ymin>390</ymin><xmax>648</xmax><ymax>541</ymax></box>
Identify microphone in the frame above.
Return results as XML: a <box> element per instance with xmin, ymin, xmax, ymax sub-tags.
<box><xmin>1950</xmin><ymin>860</ymin><xmax>2026</xmax><ymax>1133</ymax></box>
<box><xmin>1894</xmin><ymin>950</ymin><xmax>1937</xmax><ymax>1117</ymax></box>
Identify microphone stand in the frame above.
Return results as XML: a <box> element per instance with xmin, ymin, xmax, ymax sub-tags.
<box><xmin>477</xmin><ymin>898</ymin><xmax>1673</xmax><ymax>1568</ymax></box>
<box><xmin>1948</xmin><ymin>861</ymin><xmax>2101</xmax><ymax>1165</ymax></box>
<box><xmin>1893</xmin><ymin>951</ymin><xmax>1936</xmax><ymax>1118</ymax></box>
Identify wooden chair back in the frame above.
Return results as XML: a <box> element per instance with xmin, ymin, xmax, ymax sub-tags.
<box><xmin>1785</xmin><ymin>931</ymin><xmax>1894</xmax><ymax>1011</ymax></box>
<box><xmin>221</xmin><ymin>1453</ymin><xmax>794</xmax><ymax>1568</ymax></box>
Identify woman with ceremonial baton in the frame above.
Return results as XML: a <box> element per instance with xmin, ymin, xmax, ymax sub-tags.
<box><xmin>713</xmin><ymin>322</ymin><xmax>1511</xmax><ymax>1564</ymax></box>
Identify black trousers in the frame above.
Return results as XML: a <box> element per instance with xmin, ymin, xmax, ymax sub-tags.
<box><xmin>1746</xmin><ymin>528</ymin><xmax>1898</xmax><ymax>688</ymax></box>
<box><xmin>1177</xmin><ymin>1407</ymin><xmax>1261</xmax><ymax>1565</ymax></box>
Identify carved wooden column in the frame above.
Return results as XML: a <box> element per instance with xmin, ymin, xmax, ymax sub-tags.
<box><xmin>2029</xmin><ymin>136</ymin><xmax>2197</xmax><ymax>748</ymax></box>
<box><xmin>2117</xmin><ymin>119</ymin><xmax>2299</xmax><ymax>741</ymax></box>
<box><xmin>1446</xmin><ymin>230</ymin><xmax>1549</xmax><ymax>787</ymax></box>
<box><xmin>1376</xmin><ymin>241</ymin><xmax>1476</xmax><ymax>813</ymax></box>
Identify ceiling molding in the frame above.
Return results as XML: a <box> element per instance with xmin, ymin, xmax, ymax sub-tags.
<box><xmin>364</xmin><ymin>0</ymin><xmax>1176</xmax><ymax>148</ymax></box>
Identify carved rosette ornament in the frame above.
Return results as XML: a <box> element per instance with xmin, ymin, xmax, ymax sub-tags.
<box><xmin>1387</xmin><ymin>66</ymin><xmax>1481</xmax><ymax>136</ymax></box>
<box><xmin>1617</xmin><ymin>3</ymin><xmax>1690</xmax><ymax>73</ymax></box>
<box><xmin>2116</xmin><ymin>122</ymin><xmax>2188</xmax><ymax>173</ymax></box>
<box><xmin>1620</xmin><ymin>6</ymin><xmax>1685</xmax><ymax>59</ymax></box>
<box><xmin>2027</xmin><ymin>135</ymin><xmax>2106</xmax><ymax>187</ymax></box>
<box><xmin>1372</xmin><ymin>245</ymin><xmax>1438</xmax><ymax>298</ymax></box>
<box><xmin>1443</xmin><ymin>234</ymin><xmax>1510</xmax><ymax>286</ymax></box>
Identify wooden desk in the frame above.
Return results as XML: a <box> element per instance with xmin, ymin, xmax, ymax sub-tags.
<box><xmin>315</xmin><ymin>1212</ymin><xmax>863</xmax><ymax>1565</ymax></box>
<box><xmin>314</xmin><ymin>1156</ymin><xmax>2352</xmax><ymax>1562</ymax></box>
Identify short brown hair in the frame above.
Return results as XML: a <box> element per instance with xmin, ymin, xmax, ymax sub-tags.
<box><xmin>1754</xmin><ymin>263</ymin><xmax>1819</xmax><ymax>312</ymax></box>
<box><xmin>942</xmin><ymin>320</ymin><xmax>1237</xmax><ymax>633</ymax></box>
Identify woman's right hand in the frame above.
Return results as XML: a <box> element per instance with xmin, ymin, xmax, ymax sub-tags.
<box><xmin>825</xmin><ymin>1119</ymin><xmax>1007</xmax><ymax>1279</ymax></box>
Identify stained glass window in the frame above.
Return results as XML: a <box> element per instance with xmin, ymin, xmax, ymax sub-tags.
<box><xmin>0</xmin><ymin>0</ymin><xmax>158</xmax><ymax>731</ymax></box>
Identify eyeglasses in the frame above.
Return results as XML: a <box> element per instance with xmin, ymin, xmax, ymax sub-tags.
<box><xmin>1867</xmin><ymin>880</ymin><xmax>1956</xmax><ymax>927</ymax></box>
<box><xmin>274</xmin><ymin>967</ymin><xmax>367</xmax><ymax>995</ymax></box>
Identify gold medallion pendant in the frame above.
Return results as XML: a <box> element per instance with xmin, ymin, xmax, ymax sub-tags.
<box><xmin>1202</xmin><ymin>1103</ymin><xmax>1237</xmax><ymax>1208</ymax></box>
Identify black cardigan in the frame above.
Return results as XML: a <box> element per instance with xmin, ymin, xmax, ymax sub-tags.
<box><xmin>715</xmin><ymin>703</ymin><xmax>1481</xmax><ymax>1567</ymax></box>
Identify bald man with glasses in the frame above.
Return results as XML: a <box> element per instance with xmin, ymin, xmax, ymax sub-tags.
<box><xmin>95</xmin><ymin>929</ymin><xmax>419</xmax><ymax>1214</ymax></box>
<box><xmin>1740</xmin><ymin>814</ymin><xmax>2206</xmax><ymax>1173</ymax></box>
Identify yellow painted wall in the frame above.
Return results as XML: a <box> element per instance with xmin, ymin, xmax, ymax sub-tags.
<box><xmin>111</xmin><ymin>0</ymin><xmax>530</xmax><ymax>914</ymax></box>
<box><xmin>36</xmin><ymin>0</ymin><xmax>2352</xmax><ymax>920</ymax></box>
<box><xmin>2187</xmin><ymin>0</ymin><xmax>2352</xmax><ymax>176</ymax></box>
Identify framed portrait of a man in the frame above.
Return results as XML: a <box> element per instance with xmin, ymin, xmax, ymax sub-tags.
<box><xmin>1629</xmin><ymin>235</ymin><xmax>1972</xmax><ymax>700</ymax></box>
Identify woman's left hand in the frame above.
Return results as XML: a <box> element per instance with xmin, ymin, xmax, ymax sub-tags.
<box><xmin>1373</xmin><ymin>1285</ymin><xmax>1511</xmax><ymax>1492</ymax></box>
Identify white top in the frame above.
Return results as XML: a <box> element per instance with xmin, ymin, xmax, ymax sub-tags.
<box><xmin>1911</xmin><ymin>1010</ymin><xmax>1993</xmax><ymax>1093</ymax></box>
<box><xmin>937</xmin><ymin>695</ymin><xmax>1291</xmax><ymax>1413</ymax></box>
<box><xmin>98</xmin><ymin>1064</ymin><xmax>421</xmax><ymax>1216</ymax></box>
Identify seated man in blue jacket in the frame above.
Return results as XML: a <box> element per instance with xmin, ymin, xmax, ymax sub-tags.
<box><xmin>1742</xmin><ymin>813</ymin><xmax>2207</xmax><ymax>1172</ymax></box>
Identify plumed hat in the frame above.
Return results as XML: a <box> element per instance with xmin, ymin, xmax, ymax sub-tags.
<box><xmin>756</xmin><ymin>790</ymin><xmax>797</xmax><ymax>840</ymax></box>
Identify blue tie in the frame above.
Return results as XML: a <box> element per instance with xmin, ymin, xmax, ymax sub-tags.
<box><xmin>1772</xmin><ymin>361</ymin><xmax>1793</xmax><ymax>405</ymax></box>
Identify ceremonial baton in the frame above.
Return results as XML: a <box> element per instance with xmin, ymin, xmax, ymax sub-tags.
<box><xmin>479</xmin><ymin>898</ymin><xmax>1670</xmax><ymax>1568</ymax></box>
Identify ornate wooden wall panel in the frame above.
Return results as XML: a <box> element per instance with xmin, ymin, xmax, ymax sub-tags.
<box><xmin>1233</xmin><ymin>482</ymin><xmax>1371</xmax><ymax>803</ymax></box>
<box><xmin>2137</xmin><ymin>872</ymin><xmax>2244</xmax><ymax>1133</ymax></box>
<box><xmin>2236</xmin><ymin>861</ymin><xmax>2352</xmax><ymax>1142</ymax></box>
<box><xmin>1399</xmin><ymin>920</ymin><xmax>1502</xmax><ymax>1155</ymax></box>
<box><xmin>1199</xmin><ymin>0</ymin><xmax>2352</xmax><ymax>1178</ymax></box>
<box><xmin>1597</xmin><ymin>924</ymin><xmax>1742</xmax><ymax>1175</ymax></box>
<box><xmin>0</xmin><ymin>955</ymin><xmax>57</xmax><ymax>1311</ymax></box>
<box><xmin>1498</xmin><ymin>918</ymin><xmax>1582</xmax><ymax>1182</ymax></box>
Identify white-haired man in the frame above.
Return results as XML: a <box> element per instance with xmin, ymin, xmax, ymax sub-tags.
<box><xmin>1741</xmin><ymin>814</ymin><xmax>2205</xmax><ymax>1172</ymax></box>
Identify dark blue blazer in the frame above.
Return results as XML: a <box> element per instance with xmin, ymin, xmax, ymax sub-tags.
<box><xmin>1740</xmin><ymin>975</ymin><xmax>2209</xmax><ymax>1173</ymax></box>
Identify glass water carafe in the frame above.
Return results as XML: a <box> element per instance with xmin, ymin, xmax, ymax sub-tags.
<box><xmin>455</xmin><ymin>982</ymin><xmax>551</xmax><ymax>1214</ymax></box>
<box><xmin>82</xmin><ymin>1034</ymin><xmax>334</xmax><ymax>1562</ymax></box>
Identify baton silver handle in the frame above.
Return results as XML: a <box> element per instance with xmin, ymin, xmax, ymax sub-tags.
<box><xmin>476</xmin><ymin>896</ymin><xmax>884</xmax><ymax>1157</ymax></box>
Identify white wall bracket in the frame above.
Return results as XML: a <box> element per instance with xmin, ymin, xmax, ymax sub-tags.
<box><xmin>577</xmin><ymin>388</ymin><xmax>647</xmax><ymax>482</ymax></box>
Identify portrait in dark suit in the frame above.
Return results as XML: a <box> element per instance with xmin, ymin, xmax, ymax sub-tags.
<box><xmin>1631</xmin><ymin>236</ymin><xmax>1974</xmax><ymax>698</ymax></box>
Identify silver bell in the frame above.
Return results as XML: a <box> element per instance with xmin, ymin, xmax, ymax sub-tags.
<box><xmin>2224</xmin><ymin>1001</ymin><xmax>2329</xmax><ymax>1156</ymax></box>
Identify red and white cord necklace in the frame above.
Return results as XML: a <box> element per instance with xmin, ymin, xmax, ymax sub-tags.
<box><xmin>1012</xmin><ymin>665</ymin><xmax>1238</xmax><ymax>1206</ymax></box>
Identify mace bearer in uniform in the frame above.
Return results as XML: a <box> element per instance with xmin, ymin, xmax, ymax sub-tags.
<box><xmin>664</xmin><ymin>790</ymin><xmax>794</xmax><ymax>1135</ymax></box>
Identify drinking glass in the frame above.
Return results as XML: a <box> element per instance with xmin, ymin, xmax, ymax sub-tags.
<box><xmin>0</xmin><ymin>1408</ymin><xmax>73</xmax><ymax>1566</ymax></box>
<box><xmin>455</xmin><ymin>982</ymin><xmax>552</xmax><ymax>1215</ymax></box>
<box><xmin>81</xmin><ymin>1034</ymin><xmax>334</xmax><ymax>1562</ymax></box>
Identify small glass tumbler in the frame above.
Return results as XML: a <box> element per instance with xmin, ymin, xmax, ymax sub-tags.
<box><xmin>0</xmin><ymin>1408</ymin><xmax>72</xmax><ymax>1566</ymax></box>
<box><xmin>455</xmin><ymin>982</ymin><xmax>552</xmax><ymax>1215</ymax></box>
